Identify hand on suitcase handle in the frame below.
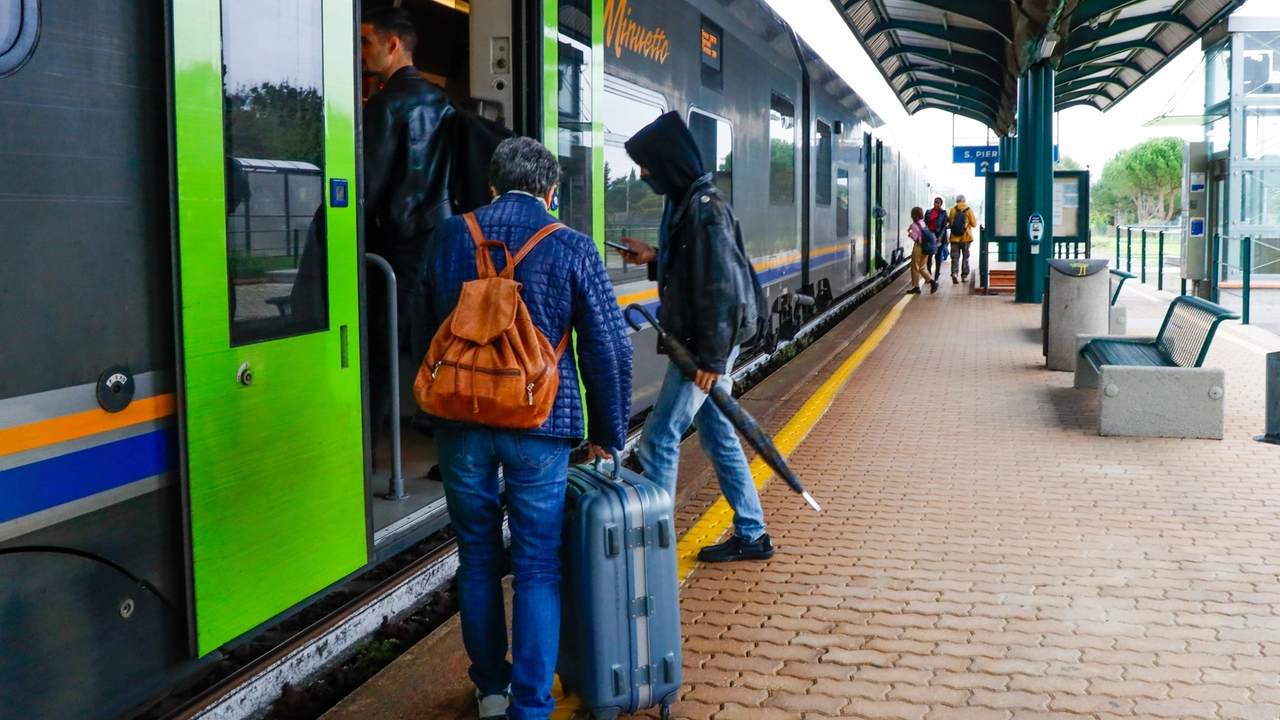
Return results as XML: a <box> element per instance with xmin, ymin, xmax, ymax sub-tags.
<box><xmin>588</xmin><ymin>446</ymin><xmax>622</xmax><ymax>480</ymax></box>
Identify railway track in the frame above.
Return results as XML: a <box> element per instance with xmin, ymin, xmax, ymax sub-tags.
<box><xmin>159</xmin><ymin>263</ymin><xmax>906</xmax><ymax>720</ymax></box>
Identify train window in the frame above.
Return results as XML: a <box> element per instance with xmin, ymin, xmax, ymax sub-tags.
<box><xmin>815</xmin><ymin>120</ymin><xmax>832</xmax><ymax>206</ymax></box>
<box><xmin>0</xmin><ymin>0</ymin><xmax>38</xmax><ymax>78</ymax></box>
<box><xmin>558</xmin><ymin>0</ymin><xmax>594</xmax><ymax>237</ymax></box>
<box><xmin>836</xmin><ymin>169</ymin><xmax>849</xmax><ymax>238</ymax></box>
<box><xmin>700</xmin><ymin>16</ymin><xmax>722</xmax><ymax>92</ymax></box>
<box><xmin>769</xmin><ymin>93</ymin><xmax>795</xmax><ymax>205</ymax></box>
<box><xmin>688</xmin><ymin>108</ymin><xmax>732</xmax><ymax>202</ymax></box>
<box><xmin>221</xmin><ymin>0</ymin><xmax>328</xmax><ymax>346</ymax></box>
<box><xmin>603</xmin><ymin>75</ymin><xmax>667</xmax><ymax>281</ymax></box>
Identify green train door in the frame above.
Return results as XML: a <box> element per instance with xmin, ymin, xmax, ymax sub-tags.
<box><xmin>171</xmin><ymin>0</ymin><xmax>367</xmax><ymax>654</ymax></box>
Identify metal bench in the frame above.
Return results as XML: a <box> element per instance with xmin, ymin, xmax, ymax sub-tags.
<box><xmin>1074</xmin><ymin>295</ymin><xmax>1239</xmax><ymax>439</ymax></box>
<box><xmin>1108</xmin><ymin>268</ymin><xmax>1137</xmax><ymax>334</ymax></box>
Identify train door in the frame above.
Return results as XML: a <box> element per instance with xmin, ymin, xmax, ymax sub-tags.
<box><xmin>171</xmin><ymin>0</ymin><xmax>367</xmax><ymax>655</ymax></box>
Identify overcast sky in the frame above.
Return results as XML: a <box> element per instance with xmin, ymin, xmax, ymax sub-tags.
<box><xmin>762</xmin><ymin>0</ymin><xmax>1275</xmax><ymax>202</ymax></box>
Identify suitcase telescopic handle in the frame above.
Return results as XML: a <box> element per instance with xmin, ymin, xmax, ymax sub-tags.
<box><xmin>592</xmin><ymin>448</ymin><xmax>622</xmax><ymax>481</ymax></box>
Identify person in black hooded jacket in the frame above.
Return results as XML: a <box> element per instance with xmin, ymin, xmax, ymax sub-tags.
<box><xmin>618</xmin><ymin>112</ymin><xmax>775</xmax><ymax>563</ymax></box>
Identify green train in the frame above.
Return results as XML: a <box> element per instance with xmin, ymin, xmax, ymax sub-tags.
<box><xmin>0</xmin><ymin>0</ymin><xmax>928</xmax><ymax>716</ymax></box>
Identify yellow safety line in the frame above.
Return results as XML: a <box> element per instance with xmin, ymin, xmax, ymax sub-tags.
<box><xmin>675</xmin><ymin>294</ymin><xmax>913</xmax><ymax>580</ymax></box>
<box><xmin>551</xmin><ymin>294</ymin><xmax>912</xmax><ymax>718</ymax></box>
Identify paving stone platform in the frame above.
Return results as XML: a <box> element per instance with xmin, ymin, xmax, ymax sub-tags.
<box><xmin>328</xmin><ymin>277</ymin><xmax>1280</xmax><ymax>720</ymax></box>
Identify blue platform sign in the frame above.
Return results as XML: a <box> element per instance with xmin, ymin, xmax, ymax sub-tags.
<box><xmin>954</xmin><ymin>145</ymin><xmax>1000</xmax><ymax>163</ymax></box>
<box><xmin>974</xmin><ymin>160</ymin><xmax>994</xmax><ymax>177</ymax></box>
<box><xmin>953</xmin><ymin>145</ymin><xmax>1060</xmax><ymax>164</ymax></box>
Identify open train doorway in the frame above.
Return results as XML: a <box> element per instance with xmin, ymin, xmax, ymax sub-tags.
<box><xmin>358</xmin><ymin>0</ymin><xmax>534</xmax><ymax>550</ymax></box>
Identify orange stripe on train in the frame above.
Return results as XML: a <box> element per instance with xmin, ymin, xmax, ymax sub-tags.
<box><xmin>0</xmin><ymin>393</ymin><xmax>177</xmax><ymax>458</ymax></box>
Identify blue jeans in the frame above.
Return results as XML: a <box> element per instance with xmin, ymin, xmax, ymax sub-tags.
<box><xmin>435</xmin><ymin>428</ymin><xmax>571</xmax><ymax>720</ymax></box>
<box><xmin>636</xmin><ymin>346</ymin><xmax>767</xmax><ymax>541</ymax></box>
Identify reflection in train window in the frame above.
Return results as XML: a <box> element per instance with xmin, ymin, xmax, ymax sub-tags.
<box><xmin>558</xmin><ymin>0</ymin><xmax>594</xmax><ymax>237</ymax></box>
<box><xmin>836</xmin><ymin>169</ymin><xmax>849</xmax><ymax>238</ymax></box>
<box><xmin>603</xmin><ymin>75</ymin><xmax>667</xmax><ymax>282</ymax></box>
<box><xmin>0</xmin><ymin>0</ymin><xmax>38</xmax><ymax>78</ymax></box>
<box><xmin>769</xmin><ymin>93</ymin><xmax>795</xmax><ymax>205</ymax></box>
<box><xmin>222</xmin><ymin>0</ymin><xmax>327</xmax><ymax>346</ymax></box>
<box><xmin>688</xmin><ymin>108</ymin><xmax>732</xmax><ymax>202</ymax></box>
<box><xmin>816</xmin><ymin>120</ymin><xmax>832</xmax><ymax>206</ymax></box>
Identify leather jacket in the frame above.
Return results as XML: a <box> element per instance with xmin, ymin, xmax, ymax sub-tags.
<box><xmin>652</xmin><ymin>174</ymin><xmax>768</xmax><ymax>375</ymax></box>
<box><xmin>363</xmin><ymin>66</ymin><xmax>455</xmax><ymax>281</ymax></box>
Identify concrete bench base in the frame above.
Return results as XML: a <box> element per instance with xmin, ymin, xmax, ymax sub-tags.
<box><xmin>1110</xmin><ymin>306</ymin><xmax>1127</xmax><ymax>335</ymax></box>
<box><xmin>1097</xmin><ymin>365</ymin><xmax>1225</xmax><ymax>439</ymax></box>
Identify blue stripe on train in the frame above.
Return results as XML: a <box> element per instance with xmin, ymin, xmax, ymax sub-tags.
<box><xmin>0</xmin><ymin>428</ymin><xmax>176</xmax><ymax>525</ymax></box>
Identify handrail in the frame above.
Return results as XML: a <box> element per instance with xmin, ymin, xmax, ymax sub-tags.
<box><xmin>365</xmin><ymin>253</ymin><xmax>407</xmax><ymax>500</ymax></box>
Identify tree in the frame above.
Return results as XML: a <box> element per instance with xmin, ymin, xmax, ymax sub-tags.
<box><xmin>1089</xmin><ymin>137</ymin><xmax>1183</xmax><ymax>226</ymax></box>
<box><xmin>224</xmin><ymin>82</ymin><xmax>325</xmax><ymax>167</ymax></box>
<box><xmin>1055</xmin><ymin>155</ymin><xmax>1081</xmax><ymax>171</ymax></box>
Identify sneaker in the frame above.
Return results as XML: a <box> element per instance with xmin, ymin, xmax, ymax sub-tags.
<box><xmin>951</xmin><ymin>273</ymin><xmax>960</xmax><ymax>284</ymax></box>
<box><xmin>698</xmin><ymin>534</ymin><xmax>775</xmax><ymax>563</ymax></box>
<box><xmin>476</xmin><ymin>688</ymin><xmax>510</xmax><ymax>720</ymax></box>
<box><xmin>906</xmin><ymin>287</ymin><xmax>922</xmax><ymax>295</ymax></box>
<box><xmin>962</xmin><ymin>273</ymin><xmax>970</xmax><ymax>282</ymax></box>
<box><xmin>930</xmin><ymin>280</ymin><xmax>939</xmax><ymax>294</ymax></box>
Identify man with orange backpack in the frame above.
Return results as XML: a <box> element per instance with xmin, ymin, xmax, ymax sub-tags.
<box><xmin>416</xmin><ymin>137</ymin><xmax>632</xmax><ymax>720</ymax></box>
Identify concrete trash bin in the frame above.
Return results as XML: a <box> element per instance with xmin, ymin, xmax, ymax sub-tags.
<box><xmin>1046</xmin><ymin>258</ymin><xmax>1110</xmax><ymax>371</ymax></box>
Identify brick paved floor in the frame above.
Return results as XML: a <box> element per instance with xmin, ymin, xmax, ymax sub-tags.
<box><xmin>668</xmin><ymin>282</ymin><xmax>1280</xmax><ymax>720</ymax></box>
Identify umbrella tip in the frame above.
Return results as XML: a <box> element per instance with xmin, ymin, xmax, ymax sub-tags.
<box><xmin>802</xmin><ymin>491</ymin><xmax>822</xmax><ymax>513</ymax></box>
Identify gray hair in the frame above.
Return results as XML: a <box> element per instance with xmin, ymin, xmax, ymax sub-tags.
<box><xmin>489</xmin><ymin>137</ymin><xmax>560</xmax><ymax>197</ymax></box>
<box><xmin>955</xmin><ymin>194</ymin><xmax>966</xmax><ymax>203</ymax></box>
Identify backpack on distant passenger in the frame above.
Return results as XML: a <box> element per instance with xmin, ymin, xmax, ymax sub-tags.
<box><xmin>449</xmin><ymin>107</ymin><xmax>516</xmax><ymax>215</ymax></box>
<box><xmin>413</xmin><ymin>213</ymin><xmax>568</xmax><ymax>429</ymax></box>
<box><xmin>949</xmin><ymin>208</ymin><xmax>970</xmax><ymax>237</ymax></box>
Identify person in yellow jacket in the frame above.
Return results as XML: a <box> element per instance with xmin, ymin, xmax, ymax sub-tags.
<box><xmin>946</xmin><ymin>195</ymin><xmax>979</xmax><ymax>284</ymax></box>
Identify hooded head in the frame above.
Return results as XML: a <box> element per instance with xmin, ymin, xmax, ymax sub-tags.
<box><xmin>624</xmin><ymin>111</ymin><xmax>706</xmax><ymax>198</ymax></box>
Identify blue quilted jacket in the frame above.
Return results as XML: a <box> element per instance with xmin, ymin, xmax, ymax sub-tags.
<box><xmin>418</xmin><ymin>193</ymin><xmax>634</xmax><ymax>450</ymax></box>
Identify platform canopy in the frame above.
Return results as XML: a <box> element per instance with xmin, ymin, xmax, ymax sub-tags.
<box><xmin>831</xmin><ymin>0</ymin><xmax>1246</xmax><ymax>134</ymax></box>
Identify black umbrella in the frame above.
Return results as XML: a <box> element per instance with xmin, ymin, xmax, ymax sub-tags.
<box><xmin>625</xmin><ymin>304</ymin><xmax>821</xmax><ymax>513</ymax></box>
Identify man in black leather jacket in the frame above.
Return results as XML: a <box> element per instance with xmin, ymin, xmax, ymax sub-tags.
<box><xmin>361</xmin><ymin>7</ymin><xmax>454</xmax><ymax>442</ymax></box>
<box><xmin>619</xmin><ymin>112</ymin><xmax>775</xmax><ymax>563</ymax></box>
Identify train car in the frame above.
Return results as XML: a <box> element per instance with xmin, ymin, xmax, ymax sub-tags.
<box><xmin>0</xmin><ymin>0</ymin><xmax>928</xmax><ymax>717</ymax></box>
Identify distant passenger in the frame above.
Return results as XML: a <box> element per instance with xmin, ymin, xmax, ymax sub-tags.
<box><xmin>617</xmin><ymin>112</ymin><xmax>774</xmax><ymax>563</ymax></box>
<box><xmin>360</xmin><ymin>7</ymin><xmax>455</xmax><ymax>442</ymax></box>
<box><xmin>924</xmin><ymin>196</ymin><xmax>949</xmax><ymax>280</ymax></box>
<box><xmin>907</xmin><ymin>206</ymin><xmax>939</xmax><ymax>295</ymax></box>
<box><xmin>418</xmin><ymin>137</ymin><xmax>633</xmax><ymax>720</ymax></box>
<box><xmin>948</xmin><ymin>194</ymin><xmax>979</xmax><ymax>284</ymax></box>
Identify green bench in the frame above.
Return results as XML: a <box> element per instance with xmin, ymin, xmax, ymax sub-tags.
<box><xmin>1075</xmin><ymin>296</ymin><xmax>1239</xmax><ymax>439</ymax></box>
<box><xmin>1108</xmin><ymin>268</ymin><xmax>1137</xmax><ymax>334</ymax></box>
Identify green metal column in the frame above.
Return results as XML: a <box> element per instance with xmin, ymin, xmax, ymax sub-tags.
<box><xmin>999</xmin><ymin>135</ymin><xmax>1017</xmax><ymax>172</ymax></box>
<box><xmin>1016</xmin><ymin>62</ymin><xmax>1054</xmax><ymax>303</ymax></box>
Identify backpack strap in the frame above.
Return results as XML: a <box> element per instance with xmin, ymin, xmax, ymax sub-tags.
<box><xmin>506</xmin><ymin>221</ymin><xmax>566</xmax><ymax>277</ymax></box>
<box><xmin>463</xmin><ymin>212</ymin><xmax>513</xmax><ymax>279</ymax></box>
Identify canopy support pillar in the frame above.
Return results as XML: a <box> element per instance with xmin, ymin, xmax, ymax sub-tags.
<box><xmin>1016</xmin><ymin>62</ymin><xmax>1055</xmax><ymax>303</ymax></box>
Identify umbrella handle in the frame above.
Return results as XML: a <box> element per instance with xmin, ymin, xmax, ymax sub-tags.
<box><xmin>624</xmin><ymin>303</ymin><xmax>662</xmax><ymax>335</ymax></box>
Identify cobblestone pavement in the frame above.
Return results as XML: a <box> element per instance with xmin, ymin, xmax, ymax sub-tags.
<box><xmin>665</xmin><ymin>282</ymin><xmax>1280</xmax><ymax>720</ymax></box>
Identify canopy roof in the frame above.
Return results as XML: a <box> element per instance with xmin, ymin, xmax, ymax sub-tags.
<box><xmin>831</xmin><ymin>0</ymin><xmax>1244</xmax><ymax>134</ymax></box>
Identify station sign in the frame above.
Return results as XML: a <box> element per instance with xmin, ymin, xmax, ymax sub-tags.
<box><xmin>974</xmin><ymin>160</ymin><xmax>994</xmax><ymax>177</ymax></box>
<box><xmin>953</xmin><ymin>145</ymin><xmax>1060</xmax><ymax>165</ymax></box>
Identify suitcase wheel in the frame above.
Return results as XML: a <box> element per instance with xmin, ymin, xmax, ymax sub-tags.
<box><xmin>660</xmin><ymin>704</ymin><xmax>671</xmax><ymax>720</ymax></box>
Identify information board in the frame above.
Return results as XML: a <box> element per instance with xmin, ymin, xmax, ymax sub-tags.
<box><xmin>995</xmin><ymin>177</ymin><xmax>1018</xmax><ymax>237</ymax></box>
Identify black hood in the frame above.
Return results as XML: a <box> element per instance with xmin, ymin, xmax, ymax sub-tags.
<box><xmin>624</xmin><ymin>111</ymin><xmax>705</xmax><ymax>198</ymax></box>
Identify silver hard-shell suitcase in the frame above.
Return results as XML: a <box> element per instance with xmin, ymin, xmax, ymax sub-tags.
<box><xmin>559</xmin><ymin>459</ymin><xmax>682</xmax><ymax>720</ymax></box>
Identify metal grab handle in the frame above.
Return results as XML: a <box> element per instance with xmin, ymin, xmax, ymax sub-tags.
<box><xmin>365</xmin><ymin>253</ymin><xmax>407</xmax><ymax>500</ymax></box>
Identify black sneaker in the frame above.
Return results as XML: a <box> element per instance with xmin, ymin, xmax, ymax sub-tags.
<box><xmin>930</xmin><ymin>280</ymin><xmax>939</xmax><ymax>294</ymax></box>
<box><xmin>906</xmin><ymin>287</ymin><xmax>922</xmax><ymax>295</ymax></box>
<box><xmin>698</xmin><ymin>534</ymin><xmax>775</xmax><ymax>563</ymax></box>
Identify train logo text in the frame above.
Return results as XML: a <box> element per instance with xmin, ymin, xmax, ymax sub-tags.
<box><xmin>604</xmin><ymin>0</ymin><xmax>670</xmax><ymax>65</ymax></box>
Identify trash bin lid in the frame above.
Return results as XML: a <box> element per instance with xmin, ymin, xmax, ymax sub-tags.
<box><xmin>1048</xmin><ymin>258</ymin><xmax>1109</xmax><ymax>277</ymax></box>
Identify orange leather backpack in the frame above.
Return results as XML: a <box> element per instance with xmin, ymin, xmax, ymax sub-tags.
<box><xmin>414</xmin><ymin>213</ymin><xmax>569</xmax><ymax>429</ymax></box>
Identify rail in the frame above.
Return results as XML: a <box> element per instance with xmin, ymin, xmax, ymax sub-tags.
<box><xmin>1113</xmin><ymin>224</ymin><xmax>1183</xmax><ymax>294</ymax></box>
<box><xmin>365</xmin><ymin>253</ymin><xmax>407</xmax><ymax>500</ymax></box>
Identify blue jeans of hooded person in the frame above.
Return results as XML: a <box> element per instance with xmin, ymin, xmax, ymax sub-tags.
<box><xmin>636</xmin><ymin>346</ymin><xmax>767</xmax><ymax>541</ymax></box>
<box><xmin>435</xmin><ymin>427</ymin><xmax>571</xmax><ymax>720</ymax></box>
